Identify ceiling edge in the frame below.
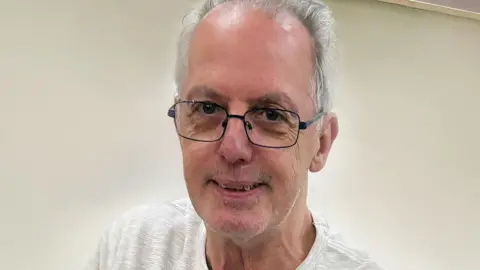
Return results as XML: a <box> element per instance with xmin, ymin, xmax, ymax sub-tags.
<box><xmin>375</xmin><ymin>0</ymin><xmax>480</xmax><ymax>21</ymax></box>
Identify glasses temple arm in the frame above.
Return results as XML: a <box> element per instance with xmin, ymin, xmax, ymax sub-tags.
<box><xmin>299</xmin><ymin>111</ymin><xmax>324</xmax><ymax>130</ymax></box>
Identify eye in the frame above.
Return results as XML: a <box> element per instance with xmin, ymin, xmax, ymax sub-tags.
<box><xmin>201</xmin><ymin>102</ymin><xmax>218</xmax><ymax>114</ymax></box>
<box><xmin>250</xmin><ymin>108</ymin><xmax>286</xmax><ymax>122</ymax></box>
<box><xmin>191</xmin><ymin>101</ymin><xmax>220</xmax><ymax>115</ymax></box>
<box><xmin>264</xmin><ymin>109</ymin><xmax>283</xmax><ymax>121</ymax></box>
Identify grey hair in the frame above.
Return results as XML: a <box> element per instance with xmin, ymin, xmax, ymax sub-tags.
<box><xmin>174</xmin><ymin>0</ymin><xmax>337</xmax><ymax>113</ymax></box>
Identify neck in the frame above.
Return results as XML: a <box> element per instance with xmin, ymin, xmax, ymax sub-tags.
<box><xmin>205</xmin><ymin>201</ymin><xmax>316</xmax><ymax>270</ymax></box>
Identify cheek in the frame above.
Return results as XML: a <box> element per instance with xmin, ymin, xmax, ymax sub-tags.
<box><xmin>262</xmin><ymin>149</ymin><xmax>302</xmax><ymax>188</ymax></box>
<box><xmin>181</xmin><ymin>141</ymin><xmax>216</xmax><ymax>179</ymax></box>
<box><xmin>295</xmin><ymin>133</ymin><xmax>318</xmax><ymax>167</ymax></box>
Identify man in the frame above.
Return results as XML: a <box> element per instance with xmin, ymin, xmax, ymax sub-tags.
<box><xmin>87</xmin><ymin>0</ymin><xmax>382</xmax><ymax>269</ymax></box>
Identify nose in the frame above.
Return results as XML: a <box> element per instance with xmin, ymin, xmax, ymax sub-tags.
<box><xmin>218</xmin><ymin>116</ymin><xmax>253</xmax><ymax>165</ymax></box>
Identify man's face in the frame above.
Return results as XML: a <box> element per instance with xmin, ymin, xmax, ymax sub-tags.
<box><xmin>176</xmin><ymin>6</ymin><xmax>337</xmax><ymax>239</ymax></box>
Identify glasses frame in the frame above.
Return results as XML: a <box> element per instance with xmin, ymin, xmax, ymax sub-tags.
<box><xmin>167</xmin><ymin>100</ymin><xmax>324</xmax><ymax>149</ymax></box>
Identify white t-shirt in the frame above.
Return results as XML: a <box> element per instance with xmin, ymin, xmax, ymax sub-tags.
<box><xmin>86</xmin><ymin>198</ymin><xmax>382</xmax><ymax>269</ymax></box>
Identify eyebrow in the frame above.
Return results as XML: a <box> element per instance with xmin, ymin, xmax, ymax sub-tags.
<box><xmin>185</xmin><ymin>85</ymin><xmax>298</xmax><ymax>112</ymax></box>
<box><xmin>185</xmin><ymin>85</ymin><xmax>229</xmax><ymax>103</ymax></box>
<box><xmin>248</xmin><ymin>92</ymin><xmax>298</xmax><ymax>112</ymax></box>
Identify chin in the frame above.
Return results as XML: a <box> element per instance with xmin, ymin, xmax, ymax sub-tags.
<box><xmin>209</xmin><ymin>215</ymin><xmax>268</xmax><ymax>241</ymax></box>
<box><xmin>201</xmin><ymin>199</ymin><xmax>271</xmax><ymax>240</ymax></box>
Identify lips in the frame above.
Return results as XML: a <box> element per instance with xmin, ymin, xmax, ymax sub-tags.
<box><xmin>210</xmin><ymin>180</ymin><xmax>266</xmax><ymax>192</ymax></box>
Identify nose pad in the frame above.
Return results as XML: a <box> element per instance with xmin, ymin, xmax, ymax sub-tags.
<box><xmin>221</xmin><ymin>116</ymin><xmax>252</xmax><ymax>133</ymax></box>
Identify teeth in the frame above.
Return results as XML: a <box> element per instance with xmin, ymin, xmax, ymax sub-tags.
<box><xmin>217</xmin><ymin>183</ymin><xmax>261</xmax><ymax>191</ymax></box>
<box><xmin>217</xmin><ymin>182</ymin><xmax>262</xmax><ymax>191</ymax></box>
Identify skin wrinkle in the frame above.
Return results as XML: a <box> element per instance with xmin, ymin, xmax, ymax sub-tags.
<box><xmin>178</xmin><ymin>2</ymin><xmax>338</xmax><ymax>270</ymax></box>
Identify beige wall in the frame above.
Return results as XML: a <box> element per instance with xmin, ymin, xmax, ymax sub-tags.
<box><xmin>1</xmin><ymin>0</ymin><xmax>479</xmax><ymax>269</ymax></box>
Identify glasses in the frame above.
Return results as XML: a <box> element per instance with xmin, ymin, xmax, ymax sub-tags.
<box><xmin>167</xmin><ymin>100</ymin><xmax>324</xmax><ymax>149</ymax></box>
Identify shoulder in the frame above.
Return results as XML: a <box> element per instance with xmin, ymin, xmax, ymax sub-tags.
<box><xmin>102</xmin><ymin>198</ymin><xmax>199</xmax><ymax>242</ymax></box>
<box><xmin>86</xmin><ymin>198</ymin><xmax>203</xmax><ymax>269</ymax></box>
<box><xmin>310</xmin><ymin>211</ymin><xmax>384</xmax><ymax>270</ymax></box>
<box><xmin>109</xmin><ymin>198</ymin><xmax>198</xmax><ymax>232</ymax></box>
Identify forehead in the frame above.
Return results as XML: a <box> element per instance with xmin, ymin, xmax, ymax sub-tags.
<box><xmin>183</xmin><ymin>4</ymin><xmax>315</xmax><ymax>113</ymax></box>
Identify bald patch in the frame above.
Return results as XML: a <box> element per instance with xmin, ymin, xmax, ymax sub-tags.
<box><xmin>195</xmin><ymin>3</ymin><xmax>315</xmax><ymax>65</ymax></box>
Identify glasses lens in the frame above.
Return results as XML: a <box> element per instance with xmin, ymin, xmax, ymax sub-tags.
<box><xmin>174</xmin><ymin>101</ymin><xmax>227</xmax><ymax>142</ymax></box>
<box><xmin>245</xmin><ymin>108</ymin><xmax>300</xmax><ymax>147</ymax></box>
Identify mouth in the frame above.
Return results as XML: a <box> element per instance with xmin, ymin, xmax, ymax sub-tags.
<box><xmin>210</xmin><ymin>180</ymin><xmax>267</xmax><ymax>192</ymax></box>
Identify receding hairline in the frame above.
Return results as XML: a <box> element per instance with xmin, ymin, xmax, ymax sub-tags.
<box><xmin>188</xmin><ymin>1</ymin><xmax>318</xmax><ymax>90</ymax></box>
<box><xmin>200</xmin><ymin>1</ymin><xmax>315</xmax><ymax>40</ymax></box>
<box><xmin>204</xmin><ymin>0</ymin><xmax>290</xmax><ymax>17</ymax></box>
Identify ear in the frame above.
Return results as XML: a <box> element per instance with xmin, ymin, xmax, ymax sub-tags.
<box><xmin>309</xmin><ymin>113</ymin><xmax>339</xmax><ymax>172</ymax></box>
